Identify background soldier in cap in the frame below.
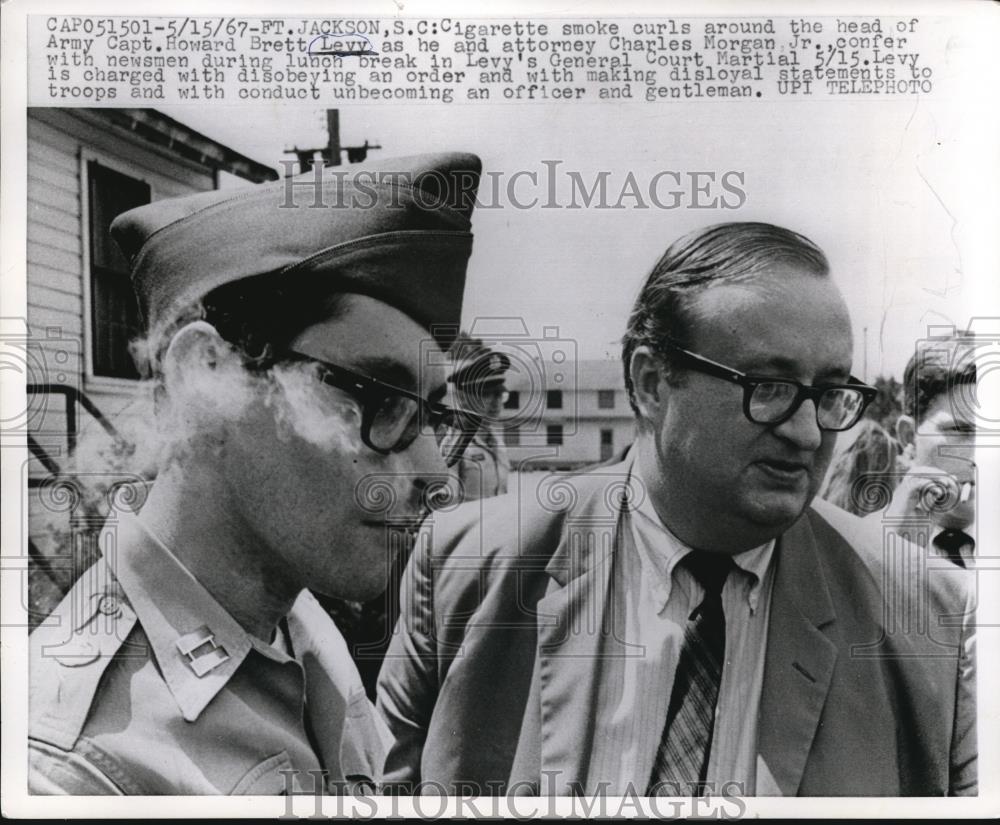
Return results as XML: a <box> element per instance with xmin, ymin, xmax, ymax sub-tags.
<box><xmin>448</xmin><ymin>334</ymin><xmax>512</xmax><ymax>501</ymax></box>
<box><xmin>28</xmin><ymin>153</ymin><xmax>483</xmax><ymax>794</ymax></box>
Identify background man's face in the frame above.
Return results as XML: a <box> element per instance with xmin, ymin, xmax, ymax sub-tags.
<box><xmin>654</xmin><ymin>267</ymin><xmax>854</xmax><ymax>538</ymax></box>
<box><xmin>223</xmin><ymin>294</ymin><xmax>450</xmax><ymax>602</ymax></box>
<box><xmin>458</xmin><ymin>382</ymin><xmax>506</xmax><ymax>420</ymax></box>
<box><xmin>907</xmin><ymin>393</ymin><xmax>977</xmax><ymax>529</ymax></box>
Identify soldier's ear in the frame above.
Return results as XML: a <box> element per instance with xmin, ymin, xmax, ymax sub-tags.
<box><xmin>160</xmin><ymin>321</ymin><xmax>228</xmax><ymax>377</ymax></box>
<box><xmin>630</xmin><ymin>346</ymin><xmax>667</xmax><ymax>421</ymax></box>
<box><xmin>157</xmin><ymin>321</ymin><xmax>235</xmax><ymax>455</ymax></box>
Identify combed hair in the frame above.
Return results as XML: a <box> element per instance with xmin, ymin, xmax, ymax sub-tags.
<box><xmin>621</xmin><ymin>222</ymin><xmax>830</xmax><ymax>414</ymax></box>
<box><xmin>902</xmin><ymin>333</ymin><xmax>977</xmax><ymax>423</ymax></box>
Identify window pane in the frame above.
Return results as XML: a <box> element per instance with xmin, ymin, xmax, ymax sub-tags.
<box><xmin>546</xmin><ymin>424</ymin><xmax>563</xmax><ymax>446</ymax></box>
<box><xmin>600</xmin><ymin>428</ymin><xmax>613</xmax><ymax>461</ymax></box>
<box><xmin>504</xmin><ymin>390</ymin><xmax>520</xmax><ymax>409</ymax></box>
<box><xmin>88</xmin><ymin>162</ymin><xmax>151</xmax><ymax>379</ymax></box>
<box><xmin>547</xmin><ymin>390</ymin><xmax>563</xmax><ymax>409</ymax></box>
<box><xmin>598</xmin><ymin>390</ymin><xmax>615</xmax><ymax>409</ymax></box>
<box><xmin>89</xmin><ymin>162</ymin><xmax>151</xmax><ymax>271</ymax></box>
<box><xmin>91</xmin><ymin>267</ymin><xmax>142</xmax><ymax>379</ymax></box>
<box><xmin>505</xmin><ymin>426</ymin><xmax>520</xmax><ymax>447</ymax></box>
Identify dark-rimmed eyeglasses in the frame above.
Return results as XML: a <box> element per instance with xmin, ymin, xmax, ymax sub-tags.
<box><xmin>277</xmin><ymin>350</ymin><xmax>482</xmax><ymax>466</ymax></box>
<box><xmin>659</xmin><ymin>339</ymin><xmax>877</xmax><ymax>432</ymax></box>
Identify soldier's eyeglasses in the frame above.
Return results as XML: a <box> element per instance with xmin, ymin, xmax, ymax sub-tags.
<box><xmin>659</xmin><ymin>339</ymin><xmax>878</xmax><ymax>432</ymax></box>
<box><xmin>278</xmin><ymin>350</ymin><xmax>482</xmax><ymax>466</ymax></box>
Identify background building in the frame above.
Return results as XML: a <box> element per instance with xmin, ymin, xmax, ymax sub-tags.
<box><xmin>504</xmin><ymin>358</ymin><xmax>635</xmax><ymax>471</ymax></box>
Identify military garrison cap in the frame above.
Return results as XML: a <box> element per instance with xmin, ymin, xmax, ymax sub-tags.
<box><xmin>110</xmin><ymin>153</ymin><xmax>482</xmax><ymax>347</ymax></box>
<box><xmin>449</xmin><ymin>345</ymin><xmax>511</xmax><ymax>387</ymax></box>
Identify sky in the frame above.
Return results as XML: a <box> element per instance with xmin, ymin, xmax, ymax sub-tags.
<box><xmin>159</xmin><ymin>64</ymin><xmax>992</xmax><ymax>382</ymax></box>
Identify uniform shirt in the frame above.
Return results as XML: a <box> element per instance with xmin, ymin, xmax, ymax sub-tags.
<box><xmin>455</xmin><ymin>426</ymin><xmax>510</xmax><ymax>500</ymax></box>
<box><xmin>585</xmin><ymin>470</ymin><xmax>776</xmax><ymax>795</ymax></box>
<box><xmin>29</xmin><ymin>513</ymin><xmax>388</xmax><ymax>794</ymax></box>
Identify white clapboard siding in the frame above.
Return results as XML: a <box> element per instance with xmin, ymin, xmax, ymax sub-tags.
<box><xmin>28</xmin><ymin>282</ymin><xmax>81</xmax><ymax>316</ymax></box>
<box><xmin>26</xmin><ymin>177</ymin><xmax>78</xmax><ymax>216</ymax></box>
<box><xmin>27</xmin><ymin>220</ymin><xmax>81</xmax><ymax>256</ymax></box>
<box><xmin>27</xmin><ymin>241</ymin><xmax>81</xmax><ymax>277</ymax></box>
<box><xmin>27</xmin><ymin>265</ymin><xmax>84</xmax><ymax>296</ymax></box>
<box><xmin>28</xmin><ymin>201</ymin><xmax>81</xmax><ymax>235</ymax></box>
<box><xmin>27</xmin><ymin>159</ymin><xmax>77</xmax><ymax>192</ymax></box>
<box><xmin>25</xmin><ymin>309</ymin><xmax>83</xmax><ymax>339</ymax></box>
<box><xmin>27</xmin><ymin>139</ymin><xmax>79</xmax><ymax>174</ymax></box>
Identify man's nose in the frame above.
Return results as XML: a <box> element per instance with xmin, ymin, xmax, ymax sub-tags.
<box><xmin>773</xmin><ymin>397</ymin><xmax>824</xmax><ymax>451</ymax></box>
<box><xmin>409</xmin><ymin>428</ymin><xmax>455</xmax><ymax>503</ymax></box>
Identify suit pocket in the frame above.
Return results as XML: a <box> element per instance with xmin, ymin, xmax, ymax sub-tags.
<box><xmin>231</xmin><ymin>751</ymin><xmax>295</xmax><ymax>795</ymax></box>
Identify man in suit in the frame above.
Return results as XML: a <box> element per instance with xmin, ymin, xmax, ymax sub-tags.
<box><xmin>878</xmin><ymin>333</ymin><xmax>979</xmax><ymax>567</ymax></box>
<box><xmin>376</xmin><ymin>222</ymin><xmax>977</xmax><ymax>797</ymax></box>
<box><xmin>29</xmin><ymin>153</ymin><xmax>484</xmax><ymax>794</ymax></box>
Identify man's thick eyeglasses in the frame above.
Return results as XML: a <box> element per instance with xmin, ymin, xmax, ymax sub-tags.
<box><xmin>278</xmin><ymin>350</ymin><xmax>482</xmax><ymax>466</ymax></box>
<box><xmin>659</xmin><ymin>339</ymin><xmax>878</xmax><ymax>432</ymax></box>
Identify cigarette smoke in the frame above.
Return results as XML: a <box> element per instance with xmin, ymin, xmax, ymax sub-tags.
<box><xmin>268</xmin><ymin>360</ymin><xmax>362</xmax><ymax>455</ymax></box>
<box><xmin>69</xmin><ymin>327</ymin><xmax>364</xmax><ymax>492</ymax></box>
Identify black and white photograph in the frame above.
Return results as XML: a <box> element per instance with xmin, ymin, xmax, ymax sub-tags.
<box><xmin>2</xmin><ymin>0</ymin><xmax>997</xmax><ymax>818</ymax></box>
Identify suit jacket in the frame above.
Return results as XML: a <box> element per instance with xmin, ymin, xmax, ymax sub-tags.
<box><xmin>29</xmin><ymin>513</ymin><xmax>388</xmax><ymax>794</ymax></box>
<box><xmin>376</xmin><ymin>458</ymin><xmax>976</xmax><ymax>796</ymax></box>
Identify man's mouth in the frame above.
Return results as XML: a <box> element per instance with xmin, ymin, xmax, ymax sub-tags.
<box><xmin>756</xmin><ymin>458</ymin><xmax>810</xmax><ymax>483</ymax></box>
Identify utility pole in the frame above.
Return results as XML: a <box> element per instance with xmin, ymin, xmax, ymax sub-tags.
<box><xmin>326</xmin><ymin>110</ymin><xmax>341</xmax><ymax>167</ymax></box>
<box><xmin>284</xmin><ymin>109</ymin><xmax>381</xmax><ymax>174</ymax></box>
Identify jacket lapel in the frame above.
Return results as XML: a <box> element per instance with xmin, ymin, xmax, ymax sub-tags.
<box><xmin>286</xmin><ymin>591</ymin><xmax>388</xmax><ymax>788</ymax></box>
<box><xmin>756</xmin><ymin>512</ymin><xmax>838</xmax><ymax>796</ymax></box>
<box><xmin>525</xmin><ymin>463</ymin><xmax>635</xmax><ymax>794</ymax></box>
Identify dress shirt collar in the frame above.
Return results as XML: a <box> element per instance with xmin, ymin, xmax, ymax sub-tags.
<box><xmin>630</xmin><ymin>454</ymin><xmax>775</xmax><ymax>614</ymax></box>
<box><xmin>109</xmin><ymin>512</ymin><xmax>298</xmax><ymax>722</ymax></box>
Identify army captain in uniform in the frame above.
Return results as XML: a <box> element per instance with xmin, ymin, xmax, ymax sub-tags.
<box><xmin>28</xmin><ymin>153</ymin><xmax>484</xmax><ymax>794</ymax></box>
<box><xmin>448</xmin><ymin>337</ymin><xmax>512</xmax><ymax>501</ymax></box>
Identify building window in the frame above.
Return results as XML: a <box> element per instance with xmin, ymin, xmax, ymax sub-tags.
<box><xmin>598</xmin><ymin>389</ymin><xmax>615</xmax><ymax>409</ymax></box>
<box><xmin>600</xmin><ymin>428</ymin><xmax>614</xmax><ymax>461</ymax></box>
<box><xmin>504</xmin><ymin>426</ymin><xmax>520</xmax><ymax>447</ymax></box>
<box><xmin>88</xmin><ymin>161</ymin><xmax>150</xmax><ymax>379</ymax></box>
<box><xmin>504</xmin><ymin>390</ymin><xmax>520</xmax><ymax>409</ymax></box>
<box><xmin>547</xmin><ymin>390</ymin><xmax>563</xmax><ymax>409</ymax></box>
<box><xmin>546</xmin><ymin>424</ymin><xmax>564</xmax><ymax>446</ymax></box>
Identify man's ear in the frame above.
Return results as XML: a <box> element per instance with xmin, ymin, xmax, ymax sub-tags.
<box><xmin>160</xmin><ymin>321</ymin><xmax>228</xmax><ymax>380</ymax></box>
<box><xmin>629</xmin><ymin>346</ymin><xmax>667</xmax><ymax>421</ymax></box>
<box><xmin>895</xmin><ymin>414</ymin><xmax>916</xmax><ymax>448</ymax></box>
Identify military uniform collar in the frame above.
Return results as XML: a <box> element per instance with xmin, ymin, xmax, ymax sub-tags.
<box><xmin>109</xmin><ymin>513</ymin><xmax>292</xmax><ymax>722</ymax></box>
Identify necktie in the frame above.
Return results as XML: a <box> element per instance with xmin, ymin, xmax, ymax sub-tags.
<box><xmin>648</xmin><ymin>550</ymin><xmax>735</xmax><ymax>796</ymax></box>
<box><xmin>933</xmin><ymin>529</ymin><xmax>974</xmax><ymax>568</ymax></box>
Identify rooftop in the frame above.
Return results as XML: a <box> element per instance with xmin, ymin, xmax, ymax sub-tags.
<box><xmin>72</xmin><ymin>108</ymin><xmax>279</xmax><ymax>183</ymax></box>
<box><xmin>505</xmin><ymin>358</ymin><xmax>624</xmax><ymax>392</ymax></box>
